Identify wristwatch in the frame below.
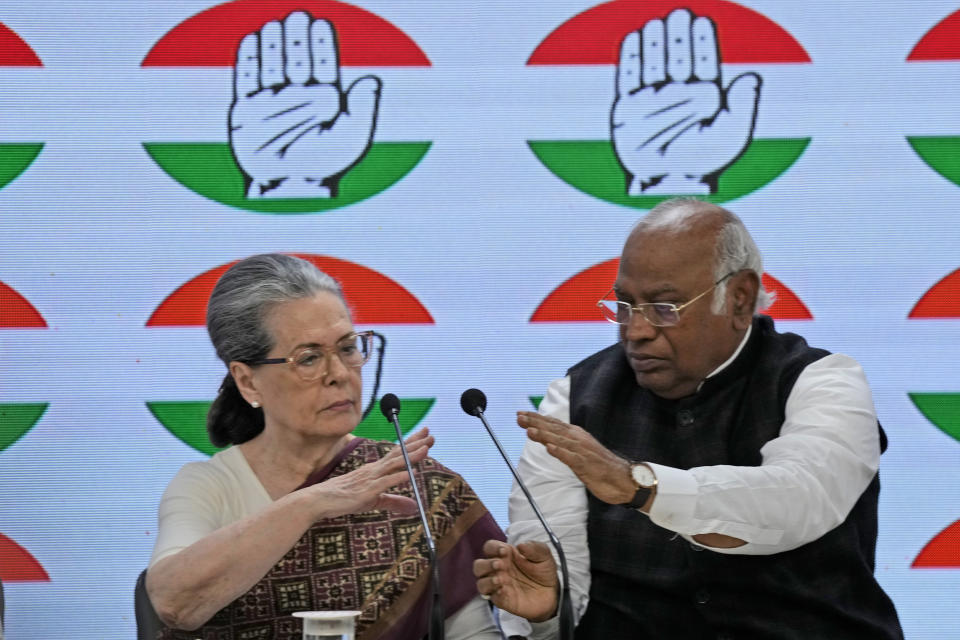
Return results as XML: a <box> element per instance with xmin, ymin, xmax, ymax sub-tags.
<box><xmin>624</xmin><ymin>462</ymin><xmax>657</xmax><ymax>509</ymax></box>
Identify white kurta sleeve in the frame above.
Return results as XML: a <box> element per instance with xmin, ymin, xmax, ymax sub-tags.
<box><xmin>445</xmin><ymin>594</ymin><xmax>501</xmax><ymax>640</ymax></box>
<box><xmin>149</xmin><ymin>460</ymin><xmax>231</xmax><ymax>567</ymax></box>
<box><xmin>646</xmin><ymin>353</ymin><xmax>882</xmax><ymax>554</ymax></box>
<box><xmin>498</xmin><ymin>377</ymin><xmax>591</xmax><ymax>639</ymax></box>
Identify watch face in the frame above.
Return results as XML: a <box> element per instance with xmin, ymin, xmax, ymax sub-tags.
<box><xmin>631</xmin><ymin>464</ymin><xmax>656</xmax><ymax>488</ymax></box>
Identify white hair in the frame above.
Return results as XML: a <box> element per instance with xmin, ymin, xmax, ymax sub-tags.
<box><xmin>206</xmin><ymin>253</ymin><xmax>345</xmax><ymax>366</ymax></box>
<box><xmin>205</xmin><ymin>253</ymin><xmax>346</xmax><ymax>446</ymax></box>
<box><xmin>636</xmin><ymin>198</ymin><xmax>774</xmax><ymax>314</ymax></box>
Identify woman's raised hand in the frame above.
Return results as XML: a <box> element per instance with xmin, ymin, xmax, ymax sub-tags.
<box><xmin>306</xmin><ymin>428</ymin><xmax>435</xmax><ymax>519</ymax></box>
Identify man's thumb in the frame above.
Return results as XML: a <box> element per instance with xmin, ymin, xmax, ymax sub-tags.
<box><xmin>517</xmin><ymin>540</ymin><xmax>553</xmax><ymax>563</ymax></box>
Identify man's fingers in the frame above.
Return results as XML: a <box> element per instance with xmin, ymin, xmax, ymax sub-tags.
<box><xmin>641</xmin><ymin>18</ymin><xmax>666</xmax><ymax>85</ymax></box>
<box><xmin>518</xmin><ymin>412</ymin><xmax>582</xmax><ymax>449</ymax></box>
<box><xmin>523</xmin><ymin>424</ymin><xmax>566</xmax><ymax>449</ymax></box>
<box><xmin>234</xmin><ymin>33</ymin><xmax>260</xmax><ymax>97</ymax></box>
<box><xmin>517</xmin><ymin>411</ymin><xmax>568</xmax><ymax>431</ymax></box>
<box><xmin>259</xmin><ymin>20</ymin><xmax>284</xmax><ymax>89</ymax></box>
<box><xmin>666</xmin><ymin>9</ymin><xmax>693</xmax><ymax>82</ymax></box>
<box><xmin>310</xmin><ymin>18</ymin><xmax>340</xmax><ymax>85</ymax></box>
<box><xmin>284</xmin><ymin>11</ymin><xmax>312</xmax><ymax>85</ymax></box>
<box><xmin>475</xmin><ymin>576</ymin><xmax>501</xmax><ymax>596</ymax></box>
<box><xmin>527</xmin><ymin>427</ymin><xmax>575</xmax><ymax>452</ymax></box>
<box><xmin>482</xmin><ymin>539</ymin><xmax>511</xmax><ymax>559</ymax></box>
<box><xmin>617</xmin><ymin>31</ymin><xmax>642</xmax><ymax>97</ymax></box>
<box><xmin>691</xmin><ymin>15</ymin><xmax>719</xmax><ymax>82</ymax></box>
<box><xmin>518</xmin><ymin>412</ymin><xmax>618</xmax><ymax>479</ymax></box>
<box><xmin>472</xmin><ymin>557</ymin><xmax>496</xmax><ymax>578</ymax></box>
<box><xmin>544</xmin><ymin>443</ymin><xmax>584</xmax><ymax>471</ymax></box>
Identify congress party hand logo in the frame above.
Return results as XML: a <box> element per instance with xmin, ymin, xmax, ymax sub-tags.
<box><xmin>230</xmin><ymin>11</ymin><xmax>380</xmax><ymax>199</ymax></box>
<box><xmin>142</xmin><ymin>0</ymin><xmax>431</xmax><ymax>214</ymax></box>
<box><xmin>528</xmin><ymin>0</ymin><xmax>810</xmax><ymax>208</ymax></box>
<box><xmin>908</xmin><ymin>10</ymin><xmax>960</xmax><ymax>188</ymax></box>
<box><xmin>612</xmin><ymin>8</ymin><xmax>759</xmax><ymax>195</ymax></box>
<box><xmin>0</xmin><ymin>281</ymin><xmax>48</xmax><ymax>452</ymax></box>
<box><xmin>0</xmin><ymin>23</ymin><xmax>43</xmax><ymax>193</ymax></box>
<box><xmin>146</xmin><ymin>255</ymin><xmax>436</xmax><ymax>455</ymax></box>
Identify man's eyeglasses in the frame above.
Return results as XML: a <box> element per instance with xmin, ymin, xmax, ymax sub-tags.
<box><xmin>248</xmin><ymin>331</ymin><xmax>375</xmax><ymax>382</ymax></box>
<box><xmin>597</xmin><ymin>272</ymin><xmax>736</xmax><ymax>328</ymax></box>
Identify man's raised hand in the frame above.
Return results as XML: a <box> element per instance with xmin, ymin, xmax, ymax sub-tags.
<box><xmin>517</xmin><ymin>411</ymin><xmax>637</xmax><ymax>506</ymax></box>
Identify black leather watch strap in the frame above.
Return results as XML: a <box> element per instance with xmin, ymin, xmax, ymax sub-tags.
<box><xmin>625</xmin><ymin>485</ymin><xmax>652</xmax><ymax>509</ymax></box>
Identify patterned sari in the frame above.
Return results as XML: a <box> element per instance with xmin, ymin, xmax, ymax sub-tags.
<box><xmin>159</xmin><ymin>438</ymin><xmax>504</xmax><ymax>640</ymax></box>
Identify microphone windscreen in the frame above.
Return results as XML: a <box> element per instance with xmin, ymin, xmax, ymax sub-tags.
<box><xmin>380</xmin><ymin>393</ymin><xmax>401</xmax><ymax>418</ymax></box>
<box><xmin>460</xmin><ymin>388</ymin><xmax>487</xmax><ymax>416</ymax></box>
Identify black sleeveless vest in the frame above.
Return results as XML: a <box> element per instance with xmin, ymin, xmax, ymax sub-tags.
<box><xmin>568</xmin><ymin>316</ymin><xmax>902</xmax><ymax>640</ymax></box>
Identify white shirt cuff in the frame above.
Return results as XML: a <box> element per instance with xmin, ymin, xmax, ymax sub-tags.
<box><xmin>645</xmin><ymin>462</ymin><xmax>699</xmax><ymax>531</ymax></box>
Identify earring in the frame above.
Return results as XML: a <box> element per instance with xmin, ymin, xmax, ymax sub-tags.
<box><xmin>251</xmin><ymin>401</ymin><xmax>260</xmax><ymax>408</ymax></box>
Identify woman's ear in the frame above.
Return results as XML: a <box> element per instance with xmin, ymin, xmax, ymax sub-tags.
<box><xmin>229</xmin><ymin>361</ymin><xmax>260</xmax><ymax>407</ymax></box>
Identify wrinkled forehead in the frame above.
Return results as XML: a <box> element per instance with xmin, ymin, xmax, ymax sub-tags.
<box><xmin>265</xmin><ymin>292</ymin><xmax>353</xmax><ymax>344</ymax></box>
<box><xmin>619</xmin><ymin>225</ymin><xmax>718</xmax><ymax>283</ymax></box>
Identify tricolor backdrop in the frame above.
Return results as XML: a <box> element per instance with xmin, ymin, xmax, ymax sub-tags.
<box><xmin>0</xmin><ymin>1</ymin><xmax>958</xmax><ymax>637</ymax></box>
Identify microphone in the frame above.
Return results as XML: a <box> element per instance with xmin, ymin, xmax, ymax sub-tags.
<box><xmin>379</xmin><ymin>394</ymin><xmax>444</xmax><ymax>640</ymax></box>
<box><xmin>459</xmin><ymin>389</ymin><xmax>574</xmax><ymax>640</ymax></box>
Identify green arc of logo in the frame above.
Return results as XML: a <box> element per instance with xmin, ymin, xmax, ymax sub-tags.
<box><xmin>0</xmin><ymin>143</ymin><xmax>44</xmax><ymax>190</ymax></box>
<box><xmin>908</xmin><ymin>137</ymin><xmax>960</xmax><ymax>187</ymax></box>
<box><xmin>528</xmin><ymin>138</ymin><xmax>809</xmax><ymax>209</ymax></box>
<box><xmin>909</xmin><ymin>393</ymin><xmax>960</xmax><ymax>442</ymax></box>
<box><xmin>147</xmin><ymin>399</ymin><xmax>435</xmax><ymax>456</ymax></box>
<box><xmin>0</xmin><ymin>403</ymin><xmax>48</xmax><ymax>451</ymax></box>
<box><xmin>143</xmin><ymin>142</ymin><xmax>431</xmax><ymax>214</ymax></box>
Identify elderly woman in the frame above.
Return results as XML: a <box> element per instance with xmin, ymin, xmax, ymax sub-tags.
<box><xmin>146</xmin><ymin>254</ymin><xmax>503</xmax><ymax>640</ymax></box>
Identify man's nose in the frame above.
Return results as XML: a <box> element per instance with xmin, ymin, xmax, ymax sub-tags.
<box><xmin>623</xmin><ymin>309</ymin><xmax>659</xmax><ymax>342</ymax></box>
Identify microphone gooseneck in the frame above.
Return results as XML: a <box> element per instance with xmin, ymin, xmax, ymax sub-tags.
<box><xmin>459</xmin><ymin>388</ymin><xmax>574</xmax><ymax>640</ymax></box>
<box><xmin>379</xmin><ymin>394</ymin><xmax>444</xmax><ymax>640</ymax></box>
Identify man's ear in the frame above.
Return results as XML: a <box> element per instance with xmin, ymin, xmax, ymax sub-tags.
<box><xmin>229</xmin><ymin>361</ymin><xmax>260</xmax><ymax>407</ymax></box>
<box><xmin>731</xmin><ymin>271</ymin><xmax>759</xmax><ymax>330</ymax></box>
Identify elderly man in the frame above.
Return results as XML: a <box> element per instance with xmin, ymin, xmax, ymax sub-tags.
<box><xmin>475</xmin><ymin>199</ymin><xmax>903</xmax><ymax>639</ymax></box>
